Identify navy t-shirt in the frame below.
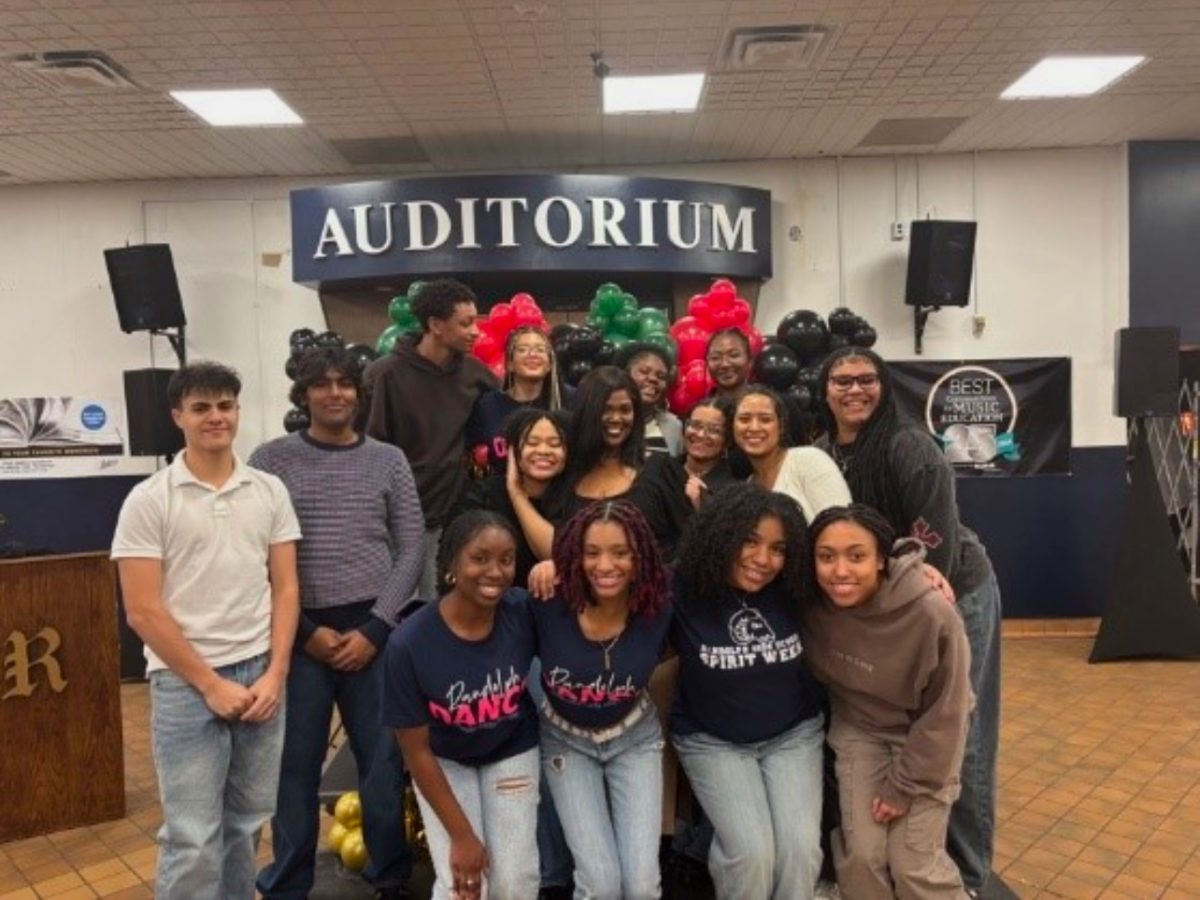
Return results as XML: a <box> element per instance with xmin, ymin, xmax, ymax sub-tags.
<box><xmin>382</xmin><ymin>590</ymin><xmax>539</xmax><ymax>766</ymax></box>
<box><xmin>464</xmin><ymin>386</ymin><xmax>575</xmax><ymax>477</ymax></box>
<box><xmin>670</xmin><ymin>574</ymin><xmax>824</xmax><ymax>744</ymax></box>
<box><xmin>530</xmin><ymin>596</ymin><xmax>672</xmax><ymax>729</ymax></box>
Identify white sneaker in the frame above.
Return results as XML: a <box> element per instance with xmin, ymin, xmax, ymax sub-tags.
<box><xmin>814</xmin><ymin>880</ymin><xmax>842</xmax><ymax>900</ymax></box>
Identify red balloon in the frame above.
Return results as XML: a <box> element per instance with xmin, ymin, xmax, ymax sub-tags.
<box><xmin>668</xmin><ymin>382</ymin><xmax>696</xmax><ymax>417</ymax></box>
<box><xmin>708</xmin><ymin>304</ymin><xmax>737</xmax><ymax>330</ymax></box>
<box><xmin>675</xmin><ymin>325</ymin><xmax>710</xmax><ymax>367</ymax></box>
<box><xmin>731</xmin><ymin>298</ymin><xmax>752</xmax><ymax>325</ymax></box>
<box><xmin>489</xmin><ymin>302</ymin><xmax>516</xmax><ymax>338</ymax></box>
<box><xmin>513</xmin><ymin>305</ymin><xmax>543</xmax><ymax>329</ymax></box>
<box><xmin>689</xmin><ymin>295</ymin><xmax>712</xmax><ymax>326</ymax></box>
<box><xmin>711</xmin><ymin>278</ymin><xmax>737</xmax><ymax>297</ymax></box>
<box><xmin>473</xmin><ymin>331</ymin><xmax>501</xmax><ymax>363</ymax></box>
<box><xmin>488</xmin><ymin>358</ymin><xmax>506</xmax><ymax>381</ymax></box>
<box><xmin>470</xmin><ymin>444</ymin><xmax>490</xmax><ymax>468</ymax></box>
<box><xmin>511</xmin><ymin>292</ymin><xmax>537</xmax><ymax>309</ymax></box>
<box><xmin>669</xmin><ymin>315</ymin><xmax>701</xmax><ymax>337</ymax></box>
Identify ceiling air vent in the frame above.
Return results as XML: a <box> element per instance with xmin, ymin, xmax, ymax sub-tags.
<box><xmin>858</xmin><ymin>117</ymin><xmax>968</xmax><ymax>147</ymax></box>
<box><xmin>329</xmin><ymin>136</ymin><xmax>430</xmax><ymax>167</ymax></box>
<box><xmin>5</xmin><ymin>50</ymin><xmax>141</xmax><ymax>94</ymax></box>
<box><xmin>718</xmin><ymin>25</ymin><xmax>835</xmax><ymax>72</ymax></box>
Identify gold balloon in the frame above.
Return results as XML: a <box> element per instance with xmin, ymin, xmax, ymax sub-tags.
<box><xmin>339</xmin><ymin>827</ymin><xmax>369</xmax><ymax>873</ymax></box>
<box><xmin>326</xmin><ymin>820</ymin><xmax>348</xmax><ymax>852</ymax></box>
<box><xmin>334</xmin><ymin>791</ymin><xmax>363</xmax><ymax>829</ymax></box>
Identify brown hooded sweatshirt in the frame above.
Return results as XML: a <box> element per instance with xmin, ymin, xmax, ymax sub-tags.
<box><xmin>804</xmin><ymin>539</ymin><xmax>973</xmax><ymax>812</ymax></box>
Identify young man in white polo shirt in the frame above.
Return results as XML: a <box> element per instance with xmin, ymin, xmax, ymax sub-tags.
<box><xmin>112</xmin><ymin>361</ymin><xmax>301</xmax><ymax>900</ymax></box>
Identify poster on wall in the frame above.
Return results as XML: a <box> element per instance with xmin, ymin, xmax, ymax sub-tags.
<box><xmin>889</xmin><ymin>358</ymin><xmax>1072</xmax><ymax>476</ymax></box>
<box><xmin>0</xmin><ymin>397</ymin><xmax>129</xmax><ymax>479</ymax></box>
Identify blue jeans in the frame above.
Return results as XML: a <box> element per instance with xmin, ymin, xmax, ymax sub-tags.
<box><xmin>150</xmin><ymin>653</ymin><xmax>285</xmax><ymax>900</ymax></box>
<box><xmin>528</xmin><ymin>658</ymin><xmax>575</xmax><ymax>888</ymax></box>
<box><xmin>542</xmin><ymin>710</ymin><xmax>664</xmax><ymax>900</ymax></box>
<box><xmin>948</xmin><ymin>571</ymin><xmax>1002</xmax><ymax>893</ymax></box>
<box><xmin>674</xmin><ymin>714</ymin><xmax>825</xmax><ymax>900</ymax></box>
<box><xmin>256</xmin><ymin>645</ymin><xmax>411</xmax><ymax>898</ymax></box>
<box><xmin>414</xmin><ymin>747</ymin><xmax>541</xmax><ymax>900</ymax></box>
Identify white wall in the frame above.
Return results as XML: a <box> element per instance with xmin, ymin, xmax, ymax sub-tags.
<box><xmin>0</xmin><ymin>145</ymin><xmax>1127</xmax><ymax>468</ymax></box>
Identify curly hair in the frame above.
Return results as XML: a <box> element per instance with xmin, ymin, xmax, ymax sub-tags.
<box><xmin>808</xmin><ymin>502</ymin><xmax>897</xmax><ymax>589</ymax></box>
<box><xmin>814</xmin><ymin>347</ymin><xmax>913</xmax><ymax>532</ymax></box>
<box><xmin>675</xmin><ymin>482</ymin><xmax>809</xmax><ymax>607</ymax></box>
<box><xmin>411</xmin><ymin>278</ymin><xmax>477</xmax><ymax>332</ymax></box>
<box><xmin>288</xmin><ymin>346</ymin><xmax>363</xmax><ymax>409</ymax></box>
<box><xmin>503</xmin><ymin>325</ymin><xmax>564</xmax><ymax>410</ymax></box>
<box><xmin>564</xmin><ymin>366</ymin><xmax>645</xmax><ymax>484</ymax></box>
<box><xmin>167</xmin><ymin>361</ymin><xmax>241</xmax><ymax>409</ymax></box>
<box><xmin>551</xmin><ymin>499</ymin><xmax>669</xmax><ymax>617</ymax></box>
<box><xmin>435</xmin><ymin>510</ymin><xmax>517</xmax><ymax>598</ymax></box>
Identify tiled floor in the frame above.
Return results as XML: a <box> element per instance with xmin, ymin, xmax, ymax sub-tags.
<box><xmin>2</xmin><ymin>634</ymin><xmax>1199</xmax><ymax>899</ymax></box>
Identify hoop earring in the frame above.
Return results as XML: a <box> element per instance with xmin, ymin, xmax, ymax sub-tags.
<box><xmin>445</xmin><ymin>573</ymin><xmax>456</xmax><ymax>586</ymax></box>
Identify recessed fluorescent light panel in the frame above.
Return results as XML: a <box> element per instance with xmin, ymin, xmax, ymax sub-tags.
<box><xmin>1001</xmin><ymin>55</ymin><xmax>1145</xmax><ymax>99</ymax></box>
<box><xmin>170</xmin><ymin>88</ymin><xmax>302</xmax><ymax>126</ymax></box>
<box><xmin>603</xmin><ymin>73</ymin><xmax>705</xmax><ymax>114</ymax></box>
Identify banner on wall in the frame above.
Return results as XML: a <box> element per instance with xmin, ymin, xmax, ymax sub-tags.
<box><xmin>889</xmin><ymin>357</ymin><xmax>1072</xmax><ymax>476</ymax></box>
<box><xmin>0</xmin><ymin>397</ymin><xmax>129</xmax><ymax>479</ymax></box>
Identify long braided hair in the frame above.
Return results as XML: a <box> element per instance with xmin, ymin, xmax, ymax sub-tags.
<box><xmin>814</xmin><ymin>346</ymin><xmax>911</xmax><ymax>532</ymax></box>
<box><xmin>551</xmin><ymin>499</ymin><xmax>669</xmax><ymax>617</ymax></box>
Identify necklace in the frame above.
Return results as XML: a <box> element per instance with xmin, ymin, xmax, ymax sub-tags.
<box><xmin>831</xmin><ymin>442</ymin><xmax>854</xmax><ymax>474</ymax></box>
<box><xmin>595</xmin><ymin>630</ymin><xmax>624</xmax><ymax>671</ymax></box>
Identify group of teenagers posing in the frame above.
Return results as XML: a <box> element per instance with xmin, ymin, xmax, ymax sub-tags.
<box><xmin>112</xmin><ymin>278</ymin><xmax>1000</xmax><ymax>900</ymax></box>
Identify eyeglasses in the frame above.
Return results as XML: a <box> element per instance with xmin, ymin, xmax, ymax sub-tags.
<box><xmin>512</xmin><ymin>345</ymin><xmax>550</xmax><ymax>357</ymax></box>
<box><xmin>828</xmin><ymin>373</ymin><xmax>880</xmax><ymax>391</ymax></box>
<box><xmin>685</xmin><ymin>421</ymin><xmax>726</xmax><ymax>438</ymax></box>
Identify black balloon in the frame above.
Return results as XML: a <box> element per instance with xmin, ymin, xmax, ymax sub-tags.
<box><xmin>786</xmin><ymin>382</ymin><xmax>813</xmax><ymax>412</ymax></box>
<box><xmin>779</xmin><ymin>315</ymin><xmax>828</xmax><ymax>360</ymax></box>
<box><xmin>553</xmin><ymin>338</ymin><xmax>574</xmax><ymax>362</ymax></box>
<box><xmin>828</xmin><ymin>307</ymin><xmax>859</xmax><ymax>336</ymax></box>
<box><xmin>828</xmin><ymin>333</ymin><xmax>852</xmax><ymax>351</ymax></box>
<box><xmin>550</xmin><ymin>323</ymin><xmax>578</xmax><ymax>343</ymax></box>
<box><xmin>289</xmin><ymin>327</ymin><xmax>316</xmax><ymax>348</ymax></box>
<box><xmin>564</xmin><ymin>358</ymin><xmax>595</xmax><ymax>386</ymax></box>
<box><xmin>315</xmin><ymin>330</ymin><xmax>344</xmax><ymax>348</ymax></box>
<box><xmin>851</xmin><ymin>325</ymin><xmax>878</xmax><ymax>348</ymax></box>
<box><xmin>594</xmin><ymin>339</ymin><xmax>617</xmax><ymax>366</ymax></box>
<box><xmin>752</xmin><ymin>343</ymin><xmax>800</xmax><ymax>391</ymax></box>
<box><xmin>283</xmin><ymin>407</ymin><xmax>310</xmax><ymax>433</ymax></box>
<box><xmin>285</xmin><ymin>354</ymin><xmax>301</xmax><ymax>380</ymax></box>
<box><xmin>795</xmin><ymin>366</ymin><xmax>822</xmax><ymax>392</ymax></box>
<box><xmin>346</xmin><ymin>342</ymin><xmax>378</xmax><ymax>368</ymax></box>
<box><xmin>776</xmin><ymin>309</ymin><xmax>821</xmax><ymax>340</ymax></box>
<box><xmin>570</xmin><ymin>325</ymin><xmax>603</xmax><ymax>359</ymax></box>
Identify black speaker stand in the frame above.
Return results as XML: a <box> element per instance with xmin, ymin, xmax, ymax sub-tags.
<box><xmin>151</xmin><ymin>325</ymin><xmax>187</xmax><ymax>367</ymax></box>
<box><xmin>913</xmin><ymin>304</ymin><xmax>939</xmax><ymax>355</ymax></box>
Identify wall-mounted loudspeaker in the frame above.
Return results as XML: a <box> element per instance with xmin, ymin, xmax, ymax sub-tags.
<box><xmin>123</xmin><ymin>368</ymin><xmax>184</xmax><ymax>457</ymax></box>
<box><xmin>105</xmin><ymin>244</ymin><xmax>186</xmax><ymax>333</ymax></box>
<box><xmin>904</xmin><ymin>220</ymin><xmax>977</xmax><ymax>308</ymax></box>
<box><xmin>1114</xmin><ymin>326</ymin><xmax>1180</xmax><ymax>418</ymax></box>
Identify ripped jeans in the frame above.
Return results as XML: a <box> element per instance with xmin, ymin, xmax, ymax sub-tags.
<box><xmin>541</xmin><ymin>709</ymin><xmax>664</xmax><ymax>900</ymax></box>
<box><xmin>413</xmin><ymin>747</ymin><xmax>540</xmax><ymax>900</ymax></box>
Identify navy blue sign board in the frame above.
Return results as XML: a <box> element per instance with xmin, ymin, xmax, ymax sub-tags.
<box><xmin>290</xmin><ymin>174</ymin><xmax>772</xmax><ymax>288</ymax></box>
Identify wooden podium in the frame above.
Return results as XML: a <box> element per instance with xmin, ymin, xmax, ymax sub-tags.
<box><xmin>1</xmin><ymin>553</ymin><xmax>125</xmax><ymax>841</ymax></box>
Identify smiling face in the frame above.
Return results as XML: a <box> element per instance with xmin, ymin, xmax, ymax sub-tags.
<box><xmin>450</xmin><ymin>525</ymin><xmax>517</xmax><ymax>610</ymax></box>
<box><xmin>509</xmin><ymin>330</ymin><xmax>552</xmax><ymax>381</ymax></box>
<box><xmin>733</xmin><ymin>393</ymin><xmax>782</xmax><ymax>459</ymax></box>
<box><xmin>684</xmin><ymin>405</ymin><xmax>728</xmax><ymax>464</ymax></box>
<box><xmin>601</xmin><ymin>388</ymin><xmax>636</xmax><ymax>449</ymax></box>
<box><xmin>172</xmin><ymin>390</ymin><xmax>239</xmax><ymax>453</ymax></box>
<box><xmin>518</xmin><ymin>417</ymin><xmax>566</xmax><ymax>484</ymax></box>
<box><xmin>814</xmin><ymin>520</ymin><xmax>885</xmax><ymax>609</ymax></box>
<box><xmin>706</xmin><ymin>333</ymin><xmax>751</xmax><ymax>391</ymax></box>
<box><xmin>628</xmin><ymin>352</ymin><xmax>669</xmax><ymax>409</ymax></box>
<box><xmin>728</xmin><ymin>514</ymin><xmax>787</xmax><ymax>593</ymax></box>
<box><xmin>304</xmin><ymin>367</ymin><xmax>358</xmax><ymax>435</ymax></box>
<box><xmin>581</xmin><ymin>520</ymin><xmax>635</xmax><ymax>605</ymax></box>
<box><xmin>826</xmin><ymin>356</ymin><xmax>882</xmax><ymax>439</ymax></box>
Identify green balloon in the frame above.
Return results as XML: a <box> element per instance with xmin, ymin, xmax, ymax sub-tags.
<box><xmin>620</xmin><ymin>292</ymin><xmax>638</xmax><ymax>311</ymax></box>
<box><xmin>643</xmin><ymin>331</ymin><xmax>678</xmax><ymax>363</ymax></box>
<box><xmin>612</xmin><ymin>308</ymin><xmax>641</xmax><ymax>338</ymax></box>
<box><xmin>376</xmin><ymin>323</ymin><xmax>405</xmax><ymax>355</ymax></box>
<box><xmin>388</xmin><ymin>295</ymin><xmax>412</xmax><ymax>325</ymax></box>
<box><xmin>636</xmin><ymin>307</ymin><xmax>669</xmax><ymax>338</ymax></box>
<box><xmin>586</xmin><ymin>313</ymin><xmax>609</xmax><ymax>331</ymax></box>
<box><xmin>597</xmin><ymin>291</ymin><xmax>625</xmax><ymax>317</ymax></box>
<box><xmin>596</xmin><ymin>282</ymin><xmax>622</xmax><ymax>298</ymax></box>
<box><xmin>406</xmin><ymin>280</ymin><xmax>427</xmax><ymax>299</ymax></box>
<box><xmin>608</xmin><ymin>333</ymin><xmax>633</xmax><ymax>349</ymax></box>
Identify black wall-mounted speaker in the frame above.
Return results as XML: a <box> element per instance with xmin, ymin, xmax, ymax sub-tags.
<box><xmin>123</xmin><ymin>368</ymin><xmax>184</xmax><ymax>456</ymax></box>
<box><xmin>105</xmin><ymin>244</ymin><xmax>186</xmax><ymax>333</ymax></box>
<box><xmin>904</xmin><ymin>220</ymin><xmax>977</xmax><ymax>308</ymax></box>
<box><xmin>1114</xmin><ymin>326</ymin><xmax>1180</xmax><ymax>418</ymax></box>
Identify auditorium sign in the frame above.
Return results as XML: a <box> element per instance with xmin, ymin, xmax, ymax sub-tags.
<box><xmin>290</xmin><ymin>174</ymin><xmax>772</xmax><ymax>287</ymax></box>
